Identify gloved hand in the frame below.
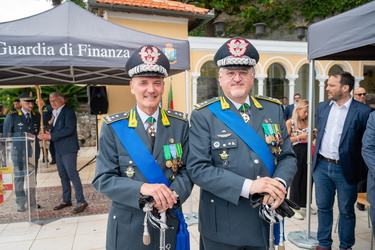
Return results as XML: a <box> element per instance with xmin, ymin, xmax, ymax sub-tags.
<box><xmin>250</xmin><ymin>193</ymin><xmax>266</xmax><ymax>208</ymax></box>
<box><xmin>250</xmin><ymin>193</ymin><xmax>300</xmax><ymax>218</ymax></box>
<box><xmin>275</xmin><ymin>198</ymin><xmax>300</xmax><ymax>218</ymax></box>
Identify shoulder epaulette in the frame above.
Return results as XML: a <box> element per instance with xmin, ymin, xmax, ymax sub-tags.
<box><xmin>103</xmin><ymin>112</ymin><xmax>129</xmax><ymax>124</ymax></box>
<box><xmin>165</xmin><ymin>110</ymin><xmax>188</xmax><ymax>121</ymax></box>
<box><xmin>255</xmin><ymin>95</ymin><xmax>282</xmax><ymax>105</ymax></box>
<box><xmin>8</xmin><ymin>110</ymin><xmax>18</xmax><ymax>115</ymax></box>
<box><xmin>194</xmin><ymin>97</ymin><xmax>220</xmax><ymax>110</ymax></box>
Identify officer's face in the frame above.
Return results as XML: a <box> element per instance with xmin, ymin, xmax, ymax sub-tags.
<box><xmin>130</xmin><ymin>76</ymin><xmax>164</xmax><ymax>115</ymax></box>
<box><xmin>20</xmin><ymin>100</ymin><xmax>34</xmax><ymax>113</ymax></box>
<box><xmin>326</xmin><ymin>75</ymin><xmax>347</xmax><ymax>101</ymax></box>
<box><xmin>13</xmin><ymin>101</ymin><xmax>21</xmax><ymax>109</ymax></box>
<box><xmin>49</xmin><ymin>95</ymin><xmax>65</xmax><ymax>110</ymax></box>
<box><xmin>219</xmin><ymin>67</ymin><xmax>255</xmax><ymax>103</ymax></box>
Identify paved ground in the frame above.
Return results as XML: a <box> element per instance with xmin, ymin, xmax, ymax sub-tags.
<box><xmin>0</xmin><ymin>147</ymin><xmax>373</xmax><ymax>249</ymax></box>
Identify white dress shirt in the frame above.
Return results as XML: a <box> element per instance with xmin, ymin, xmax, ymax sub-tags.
<box><xmin>319</xmin><ymin>98</ymin><xmax>352</xmax><ymax>160</ymax></box>
<box><xmin>136</xmin><ymin>106</ymin><xmax>159</xmax><ymax>132</ymax></box>
<box><xmin>52</xmin><ymin>104</ymin><xmax>65</xmax><ymax>126</ymax></box>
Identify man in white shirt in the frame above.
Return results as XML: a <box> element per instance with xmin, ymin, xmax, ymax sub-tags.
<box><xmin>312</xmin><ymin>72</ymin><xmax>373</xmax><ymax>250</ymax></box>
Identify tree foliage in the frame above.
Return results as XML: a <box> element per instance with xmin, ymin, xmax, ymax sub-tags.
<box><xmin>181</xmin><ymin>0</ymin><xmax>372</xmax><ymax>37</ymax></box>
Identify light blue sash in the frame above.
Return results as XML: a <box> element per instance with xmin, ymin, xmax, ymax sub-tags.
<box><xmin>207</xmin><ymin>101</ymin><xmax>276</xmax><ymax>176</ymax></box>
<box><xmin>110</xmin><ymin>119</ymin><xmax>169</xmax><ymax>186</ymax></box>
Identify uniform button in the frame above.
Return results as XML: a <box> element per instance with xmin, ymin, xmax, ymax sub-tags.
<box><xmin>254</xmin><ymin>159</ymin><xmax>259</xmax><ymax>164</ymax></box>
<box><xmin>113</xmin><ymin>215</ymin><xmax>116</xmax><ymax>220</ymax></box>
<box><xmin>210</xmin><ymin>199</ymin><xmax>214</xmax><ymax>203</ymax></box>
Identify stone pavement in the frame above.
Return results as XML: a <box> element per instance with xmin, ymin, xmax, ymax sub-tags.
<box><xmin>0</xmin><ymin>147</ymin><xmax>373</xmax><ymax>249</ymax></box>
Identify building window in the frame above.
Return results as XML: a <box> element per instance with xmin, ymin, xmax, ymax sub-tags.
<box><xmin>197</xmin><ymin>61</ymin><xmax>221</xmax><ymax>103</ymax></box>
<box><xmin>296</xmin><ymin>64</ymin><xmax>309</xmax><ymax>99</ymax></box>
<box><xmin>266</xmin><ymin>63</ymin><xmax>287</xmax><ymax>100</ymax></box>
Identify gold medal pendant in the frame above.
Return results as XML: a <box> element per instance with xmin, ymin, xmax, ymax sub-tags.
<box><xmin>166</xmin><ymin>160</ymin><xmax>173</xmax><ymax>168</ymax></box>
<box><xmin>241</xmin><ymin>113</ymin><xmax>250</xmax><ymax>123</ymax></box>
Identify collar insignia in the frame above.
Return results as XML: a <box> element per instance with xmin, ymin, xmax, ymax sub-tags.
<box><xmin>219</xmin><ymin>97</ymin><xmax>230</xmax><ymax>110</ymax></box>
<box><xmin>128</xmin><ymin>110</ymin><xmax>138</xmax><ymax>128</ymax></box>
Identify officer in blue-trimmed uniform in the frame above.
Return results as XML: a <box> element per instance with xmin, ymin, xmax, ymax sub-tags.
<box><xmin>3</xmin><ymin>91</ymin><xmax>40</xmax><ymax>212</ymax></box>
<box><xmin>187</xmin><ymin>37</ymin><xmax>297</xmax><ymax>249</ymax></box>
<box><xmin>92</xmin><ymin>45</ymin><xmax>193</xmax><ymax>250</ymax></box>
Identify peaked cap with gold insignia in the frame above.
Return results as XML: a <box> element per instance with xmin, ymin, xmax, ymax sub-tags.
<box><xmin>18</xmin><ymin>91</ymin><xmax>36</xmax><ymax>102</ymax></box>
<box><xmin>214</xmin><ymin>37</ymin><xmax>259</xmax><ymax>70</ymax></box>
<box><xmin>125</xmin><ymin>45</ymin><xmax>170</xmax><ymax>78</ymax></box>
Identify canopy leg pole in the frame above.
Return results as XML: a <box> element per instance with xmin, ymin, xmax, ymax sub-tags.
<box><xmin>288</xmin><ymin>60</ymin><xmax>319</xmax><ymax>248</ymax></box>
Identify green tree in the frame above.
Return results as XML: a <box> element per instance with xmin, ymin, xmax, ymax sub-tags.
<box><xmin>182</xmin><ymin>0</ymin><xmax>372</xmax><ymax>37</ymax></box>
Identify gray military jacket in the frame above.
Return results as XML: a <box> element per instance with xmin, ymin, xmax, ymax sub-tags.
<box><xmin>93</xmin><ymin>108</ymin><xmax>193</xmax><ymax>250</ymax></box>
<box><xmin>188</xmin><ymin>95</ymin><xmax>297</xmax><ymax>247</ymax></box>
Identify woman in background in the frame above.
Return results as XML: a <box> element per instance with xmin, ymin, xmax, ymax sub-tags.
<box><xmin>286</xmin><ymin>99</ymin><xmax>316</xmax><ymax>220</ymax></box>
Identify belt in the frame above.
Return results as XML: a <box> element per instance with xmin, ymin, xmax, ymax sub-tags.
<box><xmin>318</xmin><ymin>154</ymin><xmax>340</xmax><ymax>164</ymax></box>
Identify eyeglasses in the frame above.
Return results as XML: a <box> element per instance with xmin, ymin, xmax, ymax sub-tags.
<box><xmin>355</xmin><ymin>93</ymin><xmax>367</xmax><ymax>96</ymax></box>
<box><xmin>223</xmin><ymin>70</ymin><xmax>252</xmax><ymax>79</ymax></box>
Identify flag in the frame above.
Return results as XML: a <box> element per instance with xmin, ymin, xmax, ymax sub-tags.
<box><xmin>168</xmin><ymin>77</ymin><xmax>174</xmax><ymax>110</ymax></box>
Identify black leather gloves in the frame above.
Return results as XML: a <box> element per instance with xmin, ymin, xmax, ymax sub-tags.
<box><xmin>250</xmin><ymin>193</ymin><xmax>300</xmax><ymax>218</ymax></box>
<box><xmin>275</xmin><ymin>198</ymin><xmax>300</xmax><ymax>218</ymax></box>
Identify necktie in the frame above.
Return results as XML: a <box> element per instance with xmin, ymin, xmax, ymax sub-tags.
<box><xmin>146</xmin><ymin>117</ymin><xmax>156</xmax><ymax>151</ymax></box>
<box><xmin>238</xmin><ymin>103</ymin><xmax>250</xmax><ymax>123</ymax></box>
<box><xmin>26</xmin><ymin>113</ymin><xmax>31</xmax><ymax>124</ymax></box>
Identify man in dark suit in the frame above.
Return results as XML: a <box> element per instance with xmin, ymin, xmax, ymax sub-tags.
<box><xmin>92</xmin><ymin>45</ymin><xmax>193</xmax><ymax>250</ymax></box>
<box><xmin>312</xmin><ymin>71</ymin><xmax>373</xmax><ymax>250</ymax></box>
<box><xmin>362</xmin><ymin>111</ymin><xmax>375</xmax><ymax>238</ymax></box>
<box><xmin>284</xmin><ymin>93</ymin><xmax>301</xmax><ymax>120</ymax></box>
<box><xmin>188</xmin><ymin>37</ymin><xmax>297</xmax><ymax>249</ymax></box>
<box><xmin>3</xmin><ymin>92</ymin><xmax>40</xmax><ymax>212</ymax></box>
<box><xmin>38</xmin><ymin>92</ymin><xmax>88</xmax><ymax>214</ymax></box>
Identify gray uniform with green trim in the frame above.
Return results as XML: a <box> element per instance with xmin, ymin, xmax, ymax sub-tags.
<box><xmin>92</xmin><ymin>107</ymin><xmax>193</xmax><ymax>250</ymax></box>
<box><xmin>188</xmin><ymin>95</ymin><xmax>297</xmax><ymax>247</ymax></box>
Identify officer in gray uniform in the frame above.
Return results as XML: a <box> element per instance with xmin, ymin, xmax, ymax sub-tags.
<box><xmin>3</xmin><ymin>91</ymin><xmax>40</xmax><ymax>212</ymax></box>
<box><xmin>187</xmin><ymin>37</ymin><xmax>297</xmax><ymax>249</ymax></box>
<box><xmin>93</xmin><ymin>45</ymin><xmax>193</xmax><ymax>250</ymax></box>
